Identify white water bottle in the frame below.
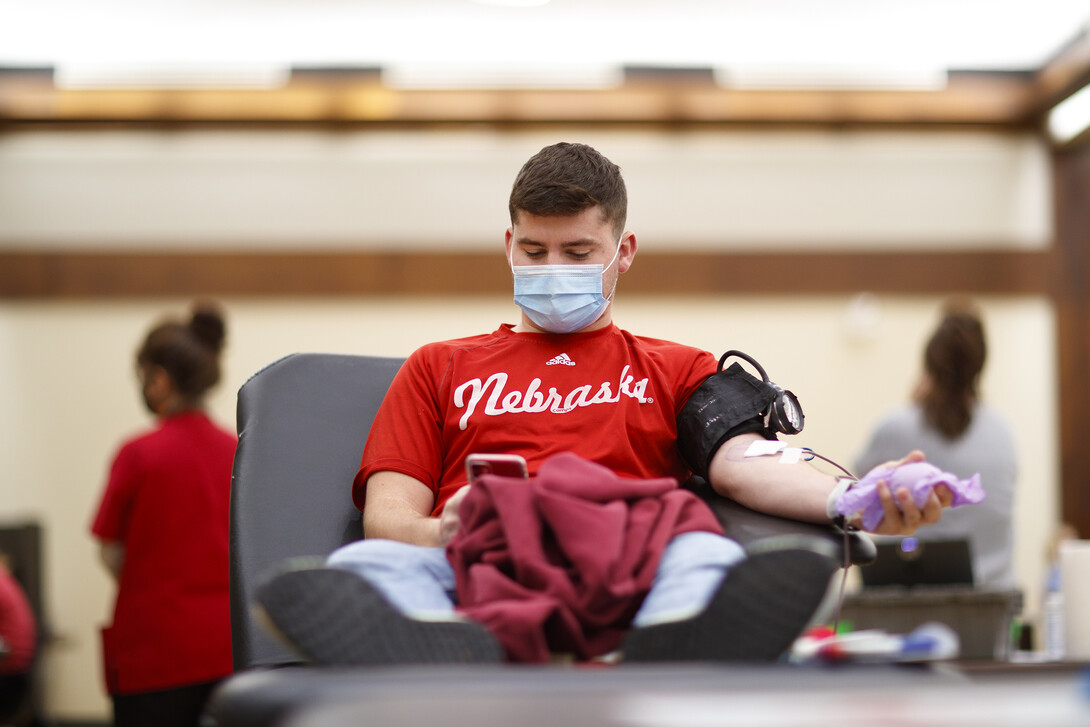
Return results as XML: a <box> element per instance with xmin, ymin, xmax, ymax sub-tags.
<box><xmin>1043</xmin><ymin>564</ymin><xmax>1065</xmax><ymax>660</ymax></box>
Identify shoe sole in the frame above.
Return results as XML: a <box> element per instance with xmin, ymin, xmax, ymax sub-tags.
<box><xmin>254</xmin><ymin>566</ymin><xmax>504</xmax><ymax>666</ymax></box>
<box><xmin>622</xmin><ymin>538</ymin><xmax>839</xmax><ymax>663</ymax></box>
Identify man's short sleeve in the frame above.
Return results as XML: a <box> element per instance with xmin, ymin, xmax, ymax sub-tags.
<box><xmin>352</xmin><ymin>348</ymin><xmax>446</xmax><ymax>511</ymax></box>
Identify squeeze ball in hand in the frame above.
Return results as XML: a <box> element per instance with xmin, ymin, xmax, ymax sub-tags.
<box><xmin>835</xmin><ymin>461</ymin><xmax>985</xmax><ymax>531</ymax></box>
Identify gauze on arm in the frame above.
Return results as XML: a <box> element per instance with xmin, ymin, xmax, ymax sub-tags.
<box><xmin>834</xmin><ymin>461</ymin><xmax>985</xmax><ymax>531</ymax></box>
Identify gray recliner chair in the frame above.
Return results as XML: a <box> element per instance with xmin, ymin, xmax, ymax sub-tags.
<box><xmin>229</xmin><ymin>353</ymin><xmax>404</xmax><ymax>670</ymax></box>
<box><xmin>227</xmin><ymin>352</ymin><xmax>874</xmax><ymax>672</ymax></box>
<box><xmin>211</xmin><ymin>352</ymin><xmax>877</xmax><ymax>726</ymax></box>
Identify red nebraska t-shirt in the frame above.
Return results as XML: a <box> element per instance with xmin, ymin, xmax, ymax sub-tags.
<box><xmin>354</xmin><ymin>323</ymin><xmax>717</xmax><ymax>515</ymax></box>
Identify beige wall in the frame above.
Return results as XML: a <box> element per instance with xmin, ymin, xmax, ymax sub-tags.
<box><xmin>0</xmin><ymin>127</ymin><xmax>1051</xmax><ymax>251</ymax></box>
<box><xmin>0</xmin><ymin>294</ymin><xmax>1058</xmax><ymax>720</ymax></box>
<box><xmin>0</xmin><ymin>127</ymin><xmax>1060</xmax><ymax>720</ymax></box>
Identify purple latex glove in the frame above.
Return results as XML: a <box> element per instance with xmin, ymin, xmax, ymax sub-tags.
<box><xmin>835</xmin><ymin>461</ymin><xmax>984</xmax><ymax>531</ymax></box>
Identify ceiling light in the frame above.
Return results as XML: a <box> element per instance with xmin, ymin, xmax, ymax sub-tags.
<box><xmin>471</xmin><ymin>0</ymin><xmax>552</xmax><ymax>7</ymax></box>
<box><xmin>1048</xmin><ymin>83</ymin><xmax>1090</xmax><ymax>144</ymax></box>
<box><xmin>716</xmin><ymin>64</ymin><xmax>949</xmax><ymax>91</ymax></box>
<box><xmin>382</xmin><ymin>63</ymin><xmax>623</xmax><ymax>90</ymax></box>
<box><xmin>54</xmin><ymin>62</ymin><xmax>290</xmax><ymax>90</ymax></box>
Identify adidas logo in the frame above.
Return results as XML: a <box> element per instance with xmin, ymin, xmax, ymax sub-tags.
<box><xmin>546</xmin><ymin>353</ymin><xmax>576</xmax><ymax>366</ymax></box>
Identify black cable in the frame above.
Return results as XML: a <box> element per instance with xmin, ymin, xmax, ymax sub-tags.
<box><xmin>799</xmin><ymin>447</ymin><xmax>858</xmax><ymax>634</ymax></box>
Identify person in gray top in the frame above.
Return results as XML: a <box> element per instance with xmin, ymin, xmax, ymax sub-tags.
<box><xmin>855</xmin><ymin>301</ymin><xmax>1018</xmax><ymax>589</ymax></box>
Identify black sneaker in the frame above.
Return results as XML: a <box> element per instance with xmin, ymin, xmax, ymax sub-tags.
<box><xmin>621</xmin><ymin>535</ymin><xmax>840</xmax><ymax>663</ymax></box>
<box><xmin>254</xmin><ymin>562</ymin><xmax>504</xmax><ymax>666</ymax></box>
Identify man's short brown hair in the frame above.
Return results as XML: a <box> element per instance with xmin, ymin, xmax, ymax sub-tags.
<box><xmin>508</xmin><ymin>142</ymin><xmax>627</xmax><ymax>238</ymax></box>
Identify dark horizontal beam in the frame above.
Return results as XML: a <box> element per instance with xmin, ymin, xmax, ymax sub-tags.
<box><xmin>0</xmin><ymin>249</ymin><xmax>1052</xmax><ymax>299</ymax></box>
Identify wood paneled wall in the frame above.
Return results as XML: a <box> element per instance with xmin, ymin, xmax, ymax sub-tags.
<box><xmin>1053</xmin><ymin>142</ymin><xmax>1090</xmax><ymax>539</ymax></box>
<box><xmin>0</xmin><ymin>249</ymin><xmax>1053</xmax><ymax>299</ymax></box>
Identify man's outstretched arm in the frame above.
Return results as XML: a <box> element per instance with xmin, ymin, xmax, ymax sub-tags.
<box><xmin>706</xmin><ymin>432</ymin><xmax>950</xmax><ymax>536</ymax></box>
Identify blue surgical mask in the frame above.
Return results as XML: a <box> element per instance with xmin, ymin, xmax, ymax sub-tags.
<box><xmin>511</xmin><ymin>239</ymin><xmax>622</xmax><ymax>334</ymax></box>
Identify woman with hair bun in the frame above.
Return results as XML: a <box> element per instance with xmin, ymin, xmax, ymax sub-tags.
<box><xmin>91</xmin><ymin>301</ymin><xmax>237</xmax><ymax>727</ymax></box>
<box><xmin>855</xmin><ymin>300</ymin><xmax>1018</xmax><ymax>589</ymax></box>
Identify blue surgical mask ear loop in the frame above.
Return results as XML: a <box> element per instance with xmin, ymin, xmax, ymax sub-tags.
<box><xmin>600</xmin><ymin>236</ymin><xmax>624</xmax><ymax>302</ymax></box>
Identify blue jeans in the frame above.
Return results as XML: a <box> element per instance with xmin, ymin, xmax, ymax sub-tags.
<box><xmin>326</xmin><ymin>530</ymin><xmax>745</xmax><ymax>627</ymax></box>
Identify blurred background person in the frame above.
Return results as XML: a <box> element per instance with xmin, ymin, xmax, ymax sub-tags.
<box><xmin>855</xmin><ymin>300</ymin><xmax>1018</xmax><ymax>590</ymax></box>
<box><xmin>90</xmin><ymin>302</ymin><xmax>236</xmax><ymax>727</ymax></box>
<box><xmin>0</xmin><ymin>550</ymin><xmax>36</xmax><ymax>726</ymax></box>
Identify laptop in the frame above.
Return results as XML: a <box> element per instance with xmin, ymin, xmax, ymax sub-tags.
<box><xmin>860</xmin><ymin>537</ymin><xmax>975</xmax><ymax>588</ymax></box>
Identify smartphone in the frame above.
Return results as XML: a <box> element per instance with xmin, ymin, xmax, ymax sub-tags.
<box><xmin>465</xmin><ymin>453</ymin><xmax>529</xmax><ymax>484</ymax></box>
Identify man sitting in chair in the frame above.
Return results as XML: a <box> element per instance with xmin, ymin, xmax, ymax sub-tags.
<box><xmin>258</xmin><ymin>142</ymin><xmax>951</xmax><ymax>664</ymax></box>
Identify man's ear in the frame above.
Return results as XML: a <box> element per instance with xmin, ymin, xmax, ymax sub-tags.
<box><xmin>618</xmin><ymin>232</ymin><xmax>638</xmax><ymax>274</ymax></box>
<box><xmin>504</xmin><ymin>228</ymin><xmax>514</xmax><ymax>260</ymax></box>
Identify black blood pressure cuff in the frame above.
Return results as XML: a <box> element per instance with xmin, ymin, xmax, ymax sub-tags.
<box><xmin>677</xmin><ymin>363</ymin><xmax>776</xmax><ymax>479</ymax></box>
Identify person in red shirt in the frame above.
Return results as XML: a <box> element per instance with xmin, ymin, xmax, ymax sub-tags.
<box><xmin>257</xmin><ymin>143</ymin><xmax>952</xmax><ymax>665</ymax></box>
<box><xmin>0</xmin><ymin>552</ymin><xmax>36</xmax><ymax>723</ymax></box>
<box><xmin>91</xmin><ymin>302</ymin><xmax>237</xmax><ymax>727</ymax></box>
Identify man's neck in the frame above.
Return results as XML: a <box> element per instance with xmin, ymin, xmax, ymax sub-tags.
<box><xmin>514</xmin><ymin>311</ymin><xmax>613</xmax><ymax>334</ymax></box>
